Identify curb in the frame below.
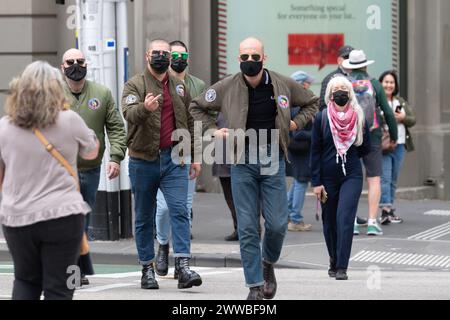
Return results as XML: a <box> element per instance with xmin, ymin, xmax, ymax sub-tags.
<box><xmin>0</xmin><ymin>248</ymin><xmax>303</xmax><ymax>270</ymax></box>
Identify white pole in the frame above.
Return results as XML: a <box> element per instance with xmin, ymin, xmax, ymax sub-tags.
<box><xmin>116</xmin><ymin>0</ymin><xmax>130</xmax><ymax>192</ymax></box>
<box><xmin>75</xmin><ymin>0</ymin><xmax>82</xmax><ymax>49</ymax></box>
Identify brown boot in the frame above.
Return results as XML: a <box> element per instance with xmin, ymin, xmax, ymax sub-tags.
<box><xmin>262</xmin><ymin>261</ymin><xmax>277</xmax><ymax>299</ymax></box>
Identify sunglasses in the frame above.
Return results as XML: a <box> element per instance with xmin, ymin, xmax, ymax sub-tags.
<box><xmin>171</xmin><ymin>51</ymin><xmax>189</xmax><ymax>60</ymax></box>
<box><xmin>240</xmin><ymin>54</ymin><xmax>262</xmax><ymax>62</ymax></box>
<box><xmin>65</xmin><ymin>58</ymin><xmax>86</xmax><ymax>66</ymax></box>
<box><xmin>150</xmin><ymin>50</ymin><xmax>171</xmax><ymax>58</ymax></box>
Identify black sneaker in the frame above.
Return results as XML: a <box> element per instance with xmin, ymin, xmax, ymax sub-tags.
<box><xmin>388</xmin><ymin>209</ymin><xmax>404</xmax><ymax>224</ymax></box>
<box><xmin>381</xmin><ymin>210</ymin><xmax>392</xmax><ymax>225</ymax></box>
<box><xmin>225</xmin><ymin>230</ymin><xmax>239</xmax><ymax>241</ymax></box>
<box><xmin>356</xmin><ymin>216</ymin><xmax>368</xmax><ymax>227</ymax></box>
<box><xmin>335</xmin><ymin>269</ymin><xmax>348</xmax><ymax>280</ymax></box>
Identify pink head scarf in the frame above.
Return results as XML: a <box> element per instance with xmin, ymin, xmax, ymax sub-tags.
<box><xmin>327</xmin><ymin>100</ymin><xmax>358</xmax><ymax>175</ymax></box>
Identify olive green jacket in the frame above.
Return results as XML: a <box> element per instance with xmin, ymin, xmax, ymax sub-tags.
<box><xmin>121</xmin><ymin>68</ymin><xmax>196</xmax><ymax>162</ymax></box>
<box><xmin>65</xmin><ymin>80</ymin><xmax>127</xmax><ymax>171</ymax></box>
<box><xmin>189</xmin><ymin>70</ymin><xmax>319</xmax><ymax>158</ymax></box>
<box><xmin>185</xmin><ymin>73</ymin><xmax>206</xmax><ymax>100</ymax></box>
<box><xmin>396</xmin><ymin>96</ymin><xmax>416</xmax><ymax>152</ymax></box>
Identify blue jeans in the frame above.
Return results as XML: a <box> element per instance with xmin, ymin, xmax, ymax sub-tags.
<box><xmin>156</xmin><ymin>178</ymin><xmax>196</xmax><ymax>245</ymax></box>
<box><xmin>380</xmin><ymin>144</ymin><xmax>406</xmax><ymax>208</ymax></box>
<box><xmin>129</xmin><ymin>149</ymin><xmax>191</xmax><ymax>266</ymax></box>
<box><xmin>287</xmin><ymin>180</ymin><xmax>308</xmax><ymax>224</ymax></box>
<box><xmin>230</xmin><ymin>152</ymin><xmax>288</xmax><ymax>287</ymax></box>
<box><xmin>78</xmin><ymin>167</ymin><xmax>101</xmax><ymax>234</ymax></box>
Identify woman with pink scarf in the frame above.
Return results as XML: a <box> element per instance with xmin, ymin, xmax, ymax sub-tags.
<box><xmin>311</xmin><ymin>76</ymin><xmax>371</xmax><ymax>280</ymax></box>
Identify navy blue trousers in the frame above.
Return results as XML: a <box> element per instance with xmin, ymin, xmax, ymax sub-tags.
<box><xmin>322</xmin><ymin>175</ymin><xmax>363</xmax><ymax>270</ymax></box>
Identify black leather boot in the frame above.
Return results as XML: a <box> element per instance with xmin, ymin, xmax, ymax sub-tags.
<box><xmin>155</xmin><ymin>243</ymin><xmax>169</xmax><ymax>276</ymax></box>
<box><xmin>141</xmin><ymin>264</ymin><xmax>159</xmax><ymax>289</ymax></box>
<box><xmin>175</xmin><ymin>257</ymin><xmax>202</xmax><ymax>289</ymax></box>
<box><xmin>262</xmin><ymin>261</ymin><xmax>277</xmax><ymax>299</ymax></box>
<box><xmin>247</xmin><ymin>286</ymin><xmax>264</xmax><ymax>300</ymax></box>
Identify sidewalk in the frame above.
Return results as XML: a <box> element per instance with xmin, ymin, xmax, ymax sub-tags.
<box><xmin>1</xmin><ymin>193</ymin><xmax>449</xmax><ymax>271</ymax></box>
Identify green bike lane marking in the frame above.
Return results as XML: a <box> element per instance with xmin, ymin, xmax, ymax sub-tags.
<box><xmin>0</xmin><ymin>264</ymin><xmax>140</xmax><ymax>275</ymax></box>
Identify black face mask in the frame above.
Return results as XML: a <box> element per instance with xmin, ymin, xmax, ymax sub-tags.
<box><xmin>64</xmin><ymin>64</ymin><xmax>87</xmax><ymax>82</ymax></box>
<box><xmin>171</xmin><ymin>59</ymin><xmax>188</xmax><ymax>74</ymax></box>
<box><xmin>150</xmin><ymin>55</ymin><xmax>170</xmax><ymax>74</ymax></box>
<box><xmin>333</xmin><ymin>90</ymin><xmax>350</xmax><ymax>107</ymax></box>
<box><xmin>240</xmin><ymin>61</ymin><xmax>263</xmax><ymax>77</ymax></box>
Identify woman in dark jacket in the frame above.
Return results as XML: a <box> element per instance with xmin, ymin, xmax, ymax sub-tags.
<box><xmin>286</xmin><ymin>110</ymin><xmax>313</xmax><ymax>232</ymax></box>
<box><xmin>311</xmin><ymin>76</ymin><xmax>371</xmax><ymax>280</ymax></box>
<box><xmin>286</xmin><ymin>71</ymin><xmax>315</xmax><ymax>232</ymax></box>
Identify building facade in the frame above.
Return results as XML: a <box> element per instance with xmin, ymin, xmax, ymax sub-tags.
<box><xmin>0</xmin><ymin>0</ymin><xmax>449</xmax><ymax>199</ymax></box>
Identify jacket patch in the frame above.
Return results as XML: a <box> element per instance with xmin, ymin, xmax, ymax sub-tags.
<box><xmin>278</xmin><ymin>95</ymin><xmax>290</xmax><ymax>109</ymax></box>
<box><xmin>88</xmin><ymin>98</ymin><xmax>101</xmax><ymax>110</ymax></box>
<box><xmin>176</xmin><ymin>85</ymin><xmax>185</xmax><ymax>97</ymax></box>
<box><xmin>205</xmin><ymin>89</ymin><xmax>217</xmax><ymax>103</ymax></box>
<box><xmin>126</xmin><ymin>95</ymin><xmax>138</xmax><ymax>105</ymax></box>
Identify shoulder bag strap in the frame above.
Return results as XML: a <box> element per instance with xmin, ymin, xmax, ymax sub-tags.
<box><xmin>33</xmin><ymin>128</ymin><xmax>80</xmax><ymax>192</ymax></box>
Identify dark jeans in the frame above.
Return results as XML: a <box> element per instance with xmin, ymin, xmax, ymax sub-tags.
<box><xmin>322</xmin><ymin>176</ymin><xmax>363</xmax><ymax>270</ymax></box>
<box><xmin>78</xmin><ymin>167</ymin><xmax>101</xmax><ymax>234</ymax></box>
<box><xmin>230</xmin><ymin>152</ymin><xmax>288</xmax><ymax>287</ymax></box>
<box><xmin>2</xmin><ymin>214</ymin><xmax>84</xmax><ymax>300</ymax></box>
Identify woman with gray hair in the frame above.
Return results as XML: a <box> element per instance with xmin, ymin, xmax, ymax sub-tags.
<box><xmin>0</xmin><ymin>61</ymin><xmax>99</xmax><ymax>300</ymax></box>
<box><xmin>310</xmin><ymin>76</ymin><xmax>371</xmax><ymax>280</ymax></box>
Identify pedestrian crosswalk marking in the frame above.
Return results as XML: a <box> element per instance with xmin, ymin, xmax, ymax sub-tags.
<box><xmin>424</xmin><ymin>210</ymin><xmax>450</xmax><ymax>216</ymax></box>
<box><xmin>351</xmin><ymin>250</ymin><xmax>450</xmax><ymax>268</ymax></box>
<box><xmin>80</xmin><ymin>283</ymin><xmax>135</xmax><ymax>293</ymax></box>
<box><xmin>408</xmin><ymin>222</ymin><xmax>450</xmax><ymax>240</ymax></box>
<box><xmin>0</xmin><ymin>239</ymin><xmax>6</xmax><ymax>244</ymax></box>
<box><xmin>79</xmin><ymin>268</ymin><xmax>237</xmax><ymax>293</ymax></box>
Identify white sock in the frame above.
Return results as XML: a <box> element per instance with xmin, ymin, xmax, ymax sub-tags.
<box><xmin>368</xmin><ymin>219</ymin><xmax>377</xmax><ymax>226</ymax></box>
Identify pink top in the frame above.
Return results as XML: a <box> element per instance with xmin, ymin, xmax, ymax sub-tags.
<box><xmin>0</xmin><ymin>110</ymin><xmax>97</xmax><ymax>227</ymax></box>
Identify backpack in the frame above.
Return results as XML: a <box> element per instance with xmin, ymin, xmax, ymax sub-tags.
<box><xmin>347</xmin><ymin>76</ymin><xmax>379</xmax><ymax>131</ymax></box>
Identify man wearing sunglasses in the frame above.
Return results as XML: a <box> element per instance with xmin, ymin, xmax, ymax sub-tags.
<box><xmin>121</xmin><ymin>39</ymin><xmax>202</xmax><ymax>291</ymax></box>
<box><xmin>154</xmin><ymin>40</ymin><xmax>206</xmax><ymax>278</ymax></box>
<box><xmin>190</xmin><ymin>37</ymin><xmax>319</xmax><ymax>300</ymax></box>
<box><xmin>61</xmin><ymin>48</ymin><xmax>127</xmax><ymax>285</ymax></box>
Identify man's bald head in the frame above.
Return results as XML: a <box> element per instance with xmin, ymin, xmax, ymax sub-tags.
<box><xmin>62</xmin><ymin>48</ymin><xmax>85</xmax><ymax>64</ymax></box>
<box><xmin>147</xmin><ymin>39</ymin><xmax>170</xmax><ymax>53</ymax></box>
<box><xmin>239</xmin><ymin>37</ymin><xmax>264</xmax><ymax>56</ymax></box>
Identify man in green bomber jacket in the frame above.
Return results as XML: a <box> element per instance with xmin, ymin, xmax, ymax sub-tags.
<box><xmin>61</xmin><ymin>48</ymin><xmax>127</xmax><ymax>285</ymax></box>
<box><xmin>121</xmin><ymin>39</ymin><xmax>202</xmax><ymax>292</ymax></box>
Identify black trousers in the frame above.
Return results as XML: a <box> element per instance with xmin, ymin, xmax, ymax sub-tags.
<box><xmin>322</xmin><ymin>176</ymin><xmax>363</xmax><ymax>270</ymax></box>
<box><xmin>2</xmin><ymin>214</ymin><xmax>84</xmax><ymax>300</ymax></box>
<box><xmin>219</xmin><ymin>177</ymin><xmax>238</xmax><ymax>230</ymax></box>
